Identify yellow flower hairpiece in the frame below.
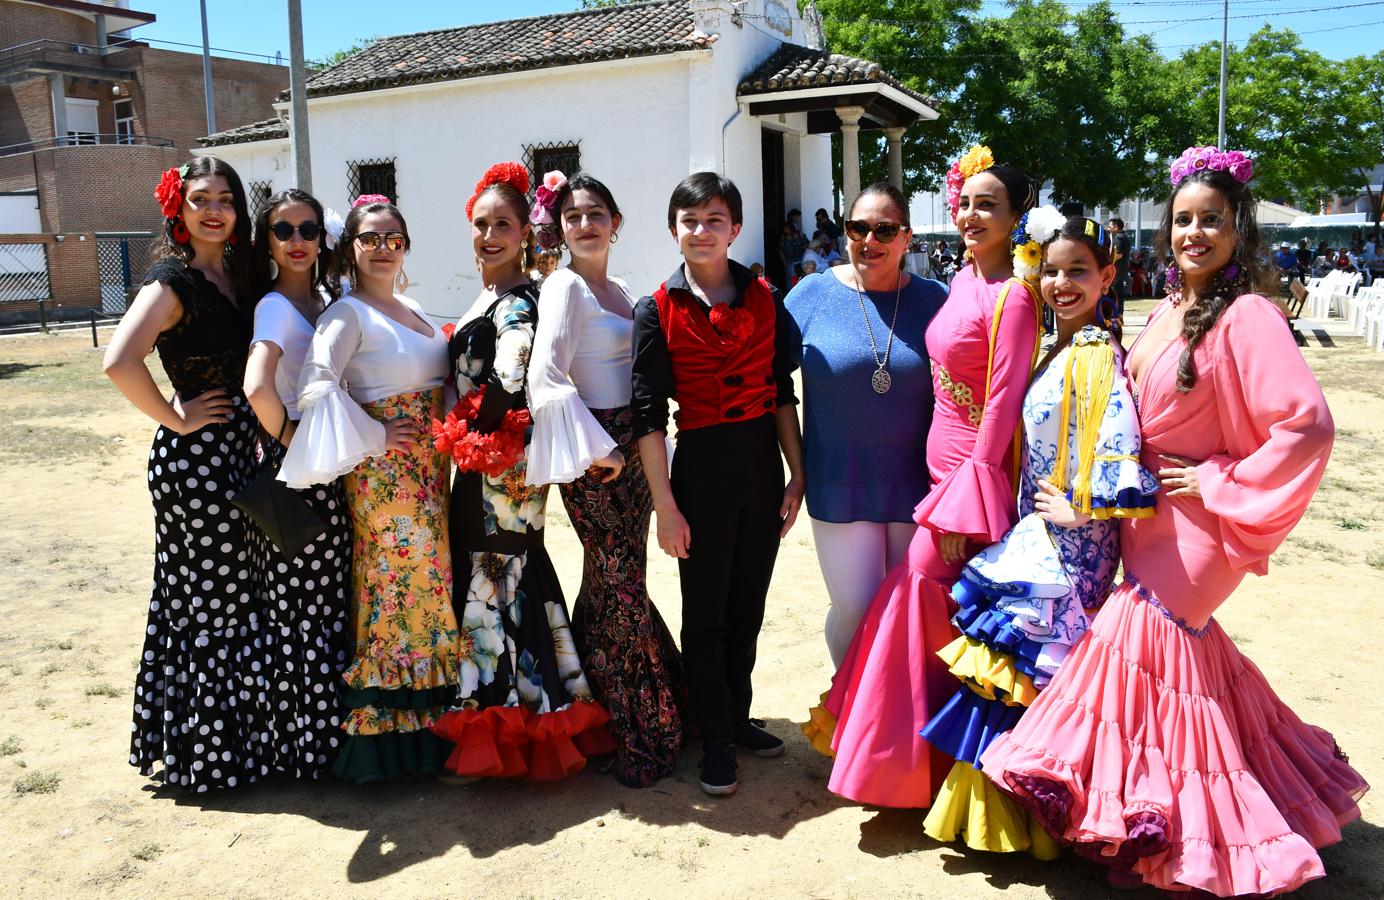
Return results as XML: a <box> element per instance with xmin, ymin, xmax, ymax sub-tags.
<box><xmin>957</xmin><ymin>145</ymin><xmax>995</xmax><ymax>179</ymax></box>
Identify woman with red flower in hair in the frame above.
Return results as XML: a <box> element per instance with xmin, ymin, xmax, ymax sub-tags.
<box><xmin>103</xmin><ymin>156</ymin><xmax>265</xmax><ymax>791</ymax></box>
<box><xmin>429</xmin><ymin>163</ymin><xmax>615</xmax><ymax>782</ymax></box>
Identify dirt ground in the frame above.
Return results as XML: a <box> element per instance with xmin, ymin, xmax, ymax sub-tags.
<box><xmin>0</xmin><ymin>313</ymin><xmax>1380</xmax><ymax>899</ymax></box>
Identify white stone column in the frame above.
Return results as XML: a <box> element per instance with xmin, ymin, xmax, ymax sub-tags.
<box><xmin>49</xmin><ymin>74</ymin><xmax>67</xmax><ymax>145</ymax></box>
<box><xmin>837</xmin><ymin>105</ymin><xmax>866</xmax><ymax>206</ymax></box>
<box><xmin>884</xmin><ymin>126</ymin><xmax>905</xmax><ymax>191</ymax></box>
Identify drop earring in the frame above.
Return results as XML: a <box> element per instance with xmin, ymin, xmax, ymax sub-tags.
<box><xmin>268</xmin><ymin>258</ymin><xmax>279</xmax><ymax>280</ymax></box>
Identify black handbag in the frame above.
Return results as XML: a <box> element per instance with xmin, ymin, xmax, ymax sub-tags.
<box><xmin>232</xmin><ymin>415</ymin><xmax>328</xmax><ymax>561</ymax></box>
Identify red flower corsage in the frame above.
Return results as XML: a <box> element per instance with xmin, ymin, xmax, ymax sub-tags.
<box><xmin>432</xmin><ymin>385</ymin><xmax>531</xmax><ymax>477</ymax></box>
<box><xmin>154</xmin><ymin>166</ymin><xmax>184</xmax><ymax>219</ymax></box>
<box><xmin>708</xmin><ymin>304</ymin><xmax>753</xmax><ymax>346</ymax></box>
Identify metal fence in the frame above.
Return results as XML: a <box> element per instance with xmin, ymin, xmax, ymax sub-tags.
<box><xmin>0</xmin><ymin>242</ymin><xmax>50</xmax><ymax>303</ymax></box>
<box><xmin>96</xmin><ymin>233</ymin><xmax>155</xmax><ymax>314</ymax></box>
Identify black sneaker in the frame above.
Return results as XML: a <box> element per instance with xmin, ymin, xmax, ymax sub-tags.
<box><xmin>698</xmin><ymin>743</ymin><xmax>739</xmax><ymax>796</ymax></box>
<box><xmin>734</xmin><ymin>718</ymin><xmax>785</xmax><ymax>758</ymax></box>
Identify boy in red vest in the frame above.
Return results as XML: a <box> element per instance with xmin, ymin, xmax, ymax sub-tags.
<box><xmin>632</xmin><ymin>172</ymin><xmax>806</xmax><ymax>797</ymax></box>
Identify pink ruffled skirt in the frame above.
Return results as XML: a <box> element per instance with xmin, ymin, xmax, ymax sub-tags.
<box><xmin>979</xmin><ymin>578</ymin><xmax>1369</xmax><ymax>897</ymax></box>
<box><xmin>820</xmin><ymin>527</ymin><xmax>960</xmax><ymax>808</ymax></box>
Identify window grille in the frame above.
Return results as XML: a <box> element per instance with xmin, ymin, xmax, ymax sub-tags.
<box><xmin>521</xmin><ymin>142</ymin><xmax>581</xmax><ymax>197</ymax></box>
<box><xmin>346</xmin><ymin>158</ymin><xmax>397</xmax><ymax>204</ymax></box>
<box><xmin>248</xmin><ymin>180</ymin><xmax>273</xmax><ymax>225</ymax></box>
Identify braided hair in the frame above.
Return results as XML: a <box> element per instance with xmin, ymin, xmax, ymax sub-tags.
<box><xmin>1153</xmin><ymin>167</ymin><xmax>1271</xmax><ymax>392</ymax></box>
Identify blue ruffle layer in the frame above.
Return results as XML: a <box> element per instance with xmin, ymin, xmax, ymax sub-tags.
<box><xmin>952</xmin><ymin>578</ymin><xmax>1042</xmax><ymax>678</ymax></box>
<box><xmin>919</xmin><ymin>686</ymin><xmax>1025</xmax><ymax>767</ymax></box>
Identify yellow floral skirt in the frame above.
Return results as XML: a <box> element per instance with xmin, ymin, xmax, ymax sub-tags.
<box><xmin>332</xmin><ymin>388</ymin><xmax>461</xmax><ymax>782</ymax></box>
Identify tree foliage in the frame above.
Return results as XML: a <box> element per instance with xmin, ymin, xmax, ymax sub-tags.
<box><xmin>811</xmin><ymin>1</ymin><xmax>1382</xmax><ymax>218</ymax></box>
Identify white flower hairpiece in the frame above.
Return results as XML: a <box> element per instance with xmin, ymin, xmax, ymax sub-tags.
<box><xmin>322</xmin><ymin>207</ymin><xmax>345</xmax><ymax>250</ymax></box>
<box><xmin>1025</xmin><ymin>205</ymin><xmax>1066</xmax><ymax>247</ymax></box>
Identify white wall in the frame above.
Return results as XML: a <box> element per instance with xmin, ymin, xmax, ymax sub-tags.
<box><xmin>0</xmin><ymin>192</ymin><xmax>42</xmax><ymax>233</ymax></box>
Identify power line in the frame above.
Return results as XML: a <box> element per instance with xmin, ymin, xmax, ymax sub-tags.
<box><xmin>1154</xmin><ymin>15</ymin><xmax>1384</xmax><ymax>46</ymax></box>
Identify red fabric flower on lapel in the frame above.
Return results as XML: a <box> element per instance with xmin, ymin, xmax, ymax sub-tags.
<box><xmin>708</xmin><ymin>304</ymin><xmax>753</xmax><ymax>346</ymax></box>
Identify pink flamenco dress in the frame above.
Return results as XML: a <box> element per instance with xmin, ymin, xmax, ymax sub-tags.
<box><xmin>802</xmin><ymin>266</ymin><xmax>1039</xmax><ymax>808</ymax></box>
<box><xmin>980</xmin><ymin>294</ymin><xmax>1370</xmax><ymax>896</ymax></box>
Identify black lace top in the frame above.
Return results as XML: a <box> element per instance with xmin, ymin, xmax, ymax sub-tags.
<box><xmin>143</xmin><ymin>258</ymin><xmax>253</xmax><ymax>397</ymax></box>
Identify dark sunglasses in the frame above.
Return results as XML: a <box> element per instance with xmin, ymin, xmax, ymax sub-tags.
<box><xmin>269</xmin><ymin>220</ymin><xmax>321</xmax><ymax>242</ymax></box>
<box><xmin>355</xmin><ymin>231</ymin><xmax>407</xmax><ymax>252</ymax></box>
<box><xmin>844</xmin><ymin>219</ymin><xmax>905</xmax><ymax>244</ymax></box>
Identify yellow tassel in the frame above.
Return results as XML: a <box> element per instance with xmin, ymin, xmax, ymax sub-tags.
<box><xmin>1048</xmin><ymin>335</ymin><xmax>1115</xmax><ymax>516</ymax></box>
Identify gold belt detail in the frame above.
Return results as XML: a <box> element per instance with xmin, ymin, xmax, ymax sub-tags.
<box><xmin>933</xmin><ymin>362</ymin><xmax>982</xmax><ymax>426</ymax></box>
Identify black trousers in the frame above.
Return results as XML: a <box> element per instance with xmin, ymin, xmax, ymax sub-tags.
<box><xmin>670</xmin><ymin>415</ymin><xmax>784</xmax><ymax>747</ymax></box>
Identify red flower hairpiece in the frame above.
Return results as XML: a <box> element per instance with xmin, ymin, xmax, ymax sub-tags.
<box><xmin>154</xmin><ymin>166</ymin><xmax>185</xmax><ymax>220</ymax></box>
<box><xmin>465</xmin><ymin>161</ymin><xmax>531</xmax><ymax>221</ymax></box>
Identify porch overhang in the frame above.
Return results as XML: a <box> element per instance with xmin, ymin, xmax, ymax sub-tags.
<box><xmin>740</xmin><ymin>82</ymin><xmax>937</xmax><ymax>132</ymax></box>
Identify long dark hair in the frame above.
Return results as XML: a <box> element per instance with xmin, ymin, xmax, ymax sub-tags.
<box><xmin>332</xmin><ymin>199</ymin><xmax>411</xmax><ymax>297</ymax></box>
<box><xmin>251</xmin><ymin>188</ymin><xmax>338</xmax><ymax>302</ymax></box>
<box><xmin>155</xmin><ymin>155</ymin><xmax>255</xmax><ymax>301</ymax></box>
<box><xmin>1154</xmin><ymin>167</ymin><xmax>1270</xmax><ymax>391</ymax></box>
<box><xmin>1044</xmin><ymin>216</ymin><xmax>1122</xmax><ymax>343</ymax></box>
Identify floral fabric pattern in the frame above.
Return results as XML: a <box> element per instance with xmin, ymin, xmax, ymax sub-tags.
<box><xmin>340</xmin><ymin>388</ymin><xmax>460</xmax><ymax>737</ymax></box>
<box><xmin>561</xmin><ymin>406</ymin><xmax>689</xmax><ymax>787</ymax></box>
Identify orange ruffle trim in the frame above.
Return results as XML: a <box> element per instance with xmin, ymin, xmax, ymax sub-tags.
<box><xmin>431</xmin><ymin>700</ymin><xmax>616</xmax><ymax>782</ymax></box>
<box><xmin>800</xmin><ymin>691</ymin><xmax>838</xmax><ymax>758</ymax></box>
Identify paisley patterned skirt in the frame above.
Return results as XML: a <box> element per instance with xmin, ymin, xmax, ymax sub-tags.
<box><xmin>561</xmin><ymin>406</ymin><xmax>689</xmax><ymax>787</ymax></box>
<box><xmin>333</xmin><ymin>388</ymin><xmax>460</xmax><ymax>782</ymax></box>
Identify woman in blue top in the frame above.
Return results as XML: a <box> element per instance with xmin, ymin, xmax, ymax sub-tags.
<box><xmin>785</xmin><ymin>181</ymin><xmax>947</xmax><ymax>666</ymax></box>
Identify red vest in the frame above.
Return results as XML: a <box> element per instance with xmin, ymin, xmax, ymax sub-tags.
<box><xmin>653</xmin><ymin>276</ymin><xmax>778</xmax><ymax>433</ymax></box>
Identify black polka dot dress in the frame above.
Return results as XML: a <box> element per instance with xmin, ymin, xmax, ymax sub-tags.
<box><xmin>129</xmin><ymin>259</ymin><xmax>271</xmax><ymax>791</ymax></box>
<box><xmin>247</xmin><ymin>442</ymin><xmax>352</xmax><ymax>779</ymax></box>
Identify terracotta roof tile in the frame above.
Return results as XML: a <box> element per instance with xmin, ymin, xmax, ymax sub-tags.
<box><xmin>737</xmin><ymin>44</ymin><xmax>935</xmax><ymax>108</ymax></box>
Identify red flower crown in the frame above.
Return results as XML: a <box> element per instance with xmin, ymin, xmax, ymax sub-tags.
<box><xmin>465</xmin><ymin>162</ymin><xmax>531</xmax><ymax>221</ymax></box>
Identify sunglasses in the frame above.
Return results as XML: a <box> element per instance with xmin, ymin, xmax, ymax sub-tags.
<box><xmin>844</xmin><ymin>220</ymin><xmax>906</xmax><ymax>244</ymax></box>
<box><xmin>355</xmin><ymin>231</ymin><xmax>407</xmax><ymax>252</ymax></box>
<box><xmin>269</xmin><ymin>220</ymin><xmax>321</xmax><ymax>242</ymax></box>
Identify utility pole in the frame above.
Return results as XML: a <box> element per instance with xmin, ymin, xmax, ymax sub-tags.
<box><xmin>287</xmin><ymin>0</ymin><xmax>312</xmax><ymax>192</ymax></box>
<box><xmin>200</xmin><ymin>0</ymin><xmax>216</xmax><ymax>135</ymax></box>
<box><xmin>1217</xmin><ymin>0</ymin><xmax>1228</xmax><ymax>148</ymax></box>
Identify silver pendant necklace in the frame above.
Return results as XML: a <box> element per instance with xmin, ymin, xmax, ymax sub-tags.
<box><xmin>853</xmin><ymin>272</ymin><xmax>903</xmax><ymax>394</ymax></box>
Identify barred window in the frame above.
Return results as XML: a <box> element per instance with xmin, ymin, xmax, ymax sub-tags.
<box><xmin>522</xmin><ymin>143</ymin><xmax>581</xmax><ymax>196</ymax></box>
<box><xmin>347</xmin><ymin>158</ymin><xmax>397</xmax><ymax>204</ymax></box>
<box><xmin>248</xmin><ymin>180</ymin><xmax>273</xmax><ymax>224</ymax></box>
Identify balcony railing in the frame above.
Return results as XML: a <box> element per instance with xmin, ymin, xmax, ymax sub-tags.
<box><xmin>0</xmin><ymin>39</ymin><xmax>140</xmax><ymax>85</ymax></box>
<box><xmin>0</xmin><ymin>134</ymin><xmax>175</xmax><ymax>159</ymax></box>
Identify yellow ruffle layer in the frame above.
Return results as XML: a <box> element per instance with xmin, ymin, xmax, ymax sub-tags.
<box><xmin>800</xmin><ymin>690</ymin><xmax>837</xmax><ymax>758</ymax></box>
<box><xmin>922</xmin><ymin>760</ymin><xmax>1061</xmax><ymax>860</ymax></box>
<box><xmin>937</xmin><ymin>636</ymin><xmax>1039</xmax><ymax>706</ymax></box>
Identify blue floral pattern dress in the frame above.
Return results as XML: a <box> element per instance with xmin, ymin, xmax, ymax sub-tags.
<box><xmin>431</xmin><ymin>284</ymin><xmax>614</xmax><ymax>779</ymax></box>
<box><xmin>919</xmin><ymin>324</ymin><xmax>1159</xmax><ymax>854</ymax></box>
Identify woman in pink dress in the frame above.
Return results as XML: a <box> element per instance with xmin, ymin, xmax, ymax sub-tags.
<box><xmin>981</xmin><ymin>147</ymin><xmax>1369</xmax><ymax>896</ymax></box>
<box><xmin>804</xmin><ymin>146</ymin><xmax>1041</xmax><ymax>808</ymax></box>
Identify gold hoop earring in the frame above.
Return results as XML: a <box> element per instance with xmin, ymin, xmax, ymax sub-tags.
<box><xmin>610</xmin><ymin>232</ymin><xmax>619</xmax><ymax>244</ymax></box>
<box><xmin>521</xmin><ymin>239</ymin><xmax>529</xmax><ymax>251</ymax></box>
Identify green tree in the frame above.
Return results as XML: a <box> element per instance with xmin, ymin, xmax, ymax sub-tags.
<box><xmin>1340</xmin><ymin>52</ymin><xmax>1384</xmax><ymax>225</ymax></box>
<box><xmin>308</xmin><ymin>35</ymin><xmax>379</xmax><ymax>70</ymax></box>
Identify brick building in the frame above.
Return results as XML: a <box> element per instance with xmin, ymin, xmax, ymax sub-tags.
<box><xmin>0</xmin><ymin>0</ymin><xmax>288</xmax><ymax>320</ymax></box>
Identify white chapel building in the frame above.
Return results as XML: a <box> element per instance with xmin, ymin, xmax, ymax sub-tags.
<box><xmin>198</xmin><ymin>0</ymin><xmax>936</xmax><ymax>318</ymax></box>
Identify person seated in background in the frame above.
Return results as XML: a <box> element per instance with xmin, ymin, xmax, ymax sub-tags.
<box><xmin>1273</xmin><ymin>242</ymin><xmax>1299</xmax><ymax>295</ymax></box>
<box><xmin>802</xmin><ymin>231</ymin><xmax>842</xmax><ymax>272</ymax></box>
<box><xmin>1335</xmin><ymin>248</ymin><xmax>1358</xmax><ymax>273</ymax></box>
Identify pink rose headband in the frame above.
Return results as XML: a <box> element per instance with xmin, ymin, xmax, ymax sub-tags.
<box><xmin>352</xmin><ymin>193</ymin><xmax>392</xmax><ymax>208</ymax></box>
<box><xmin>1169</xmin><ymin>146</ymin><xmax>1253</xmax><ymax>187</ymax></box>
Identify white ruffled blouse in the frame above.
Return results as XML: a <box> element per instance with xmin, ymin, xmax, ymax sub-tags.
<box><xmin>277</xmin><ymin>293</ymin><xmax>447</xmax><ymax>489</ymax></box>
<box><xmin>524</xmin><ymin>267</ymin><xmax>634</xmax><ymax>484</ymax></box>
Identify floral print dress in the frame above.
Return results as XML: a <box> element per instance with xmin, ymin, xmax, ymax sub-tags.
<box><xmin>430</xmin><ymin>284</ymin><xmax>615</xmax><ymax>780</ymax></box>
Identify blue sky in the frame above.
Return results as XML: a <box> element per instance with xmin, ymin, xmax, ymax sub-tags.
<box><xmin>124</xmin><ymin>0</ymin><xmax>1379</xmax><ymax>64</ymax></box>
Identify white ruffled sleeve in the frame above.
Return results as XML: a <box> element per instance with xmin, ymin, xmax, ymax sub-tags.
<box><xmin>524</xmin><ymin>271</ymin><xmax>617</xmax><ymax>485</ymax></box>
<box><xmin>277</xmin><ymin>301</ymin><xmax>387</xmax><ymax>489</ymax></box>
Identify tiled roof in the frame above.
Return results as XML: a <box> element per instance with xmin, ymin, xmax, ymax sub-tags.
<box><xmin>294</xmin><ymin>0</ymin><xmax>711</xmax><ymax>100</ymax></box>
<box><xmin>198</xmin><ymin>116</ymin><xmax>287</xmax><ymax>147</ymax></box>
<box><xmin>737</xmin><ymin>44</ymin><xmax>936</xmax><ymax>108</ymax></box>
